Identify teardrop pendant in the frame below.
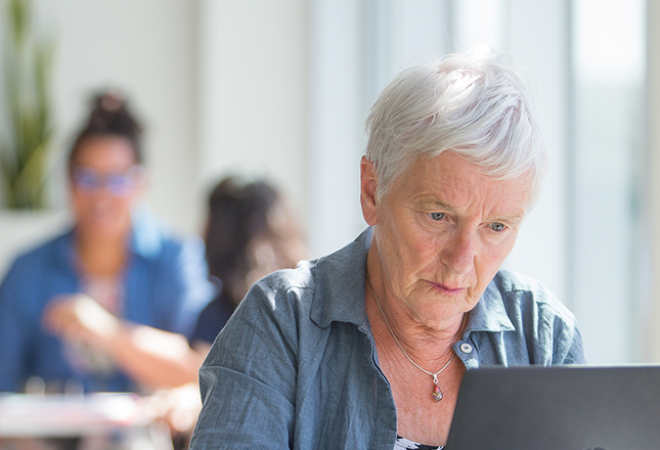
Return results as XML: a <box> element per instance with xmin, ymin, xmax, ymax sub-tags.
<box><xmin>432</xmin><ymin>384</ymin><xmax>443</xmax><ymax>402</ymax></box>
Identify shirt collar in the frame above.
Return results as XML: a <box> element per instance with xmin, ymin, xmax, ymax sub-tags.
<box><xmin>309</xmin><ymin>226</ymin><xmax>515</xmax><ymax>335</ymax></box>
<box><xmin>127</xmin><ymin>205</ymin><xmax>163</xmax><ymax>259</ymax></box>
<box><xmin>463</xmin><ymin>277</ymin><xmax>515</xmax><ymax>335</ymax></box>
<box><xmin>310</xmin><ymin>228</ymin><xmax>373</xmax><ymax>329</ymax></box>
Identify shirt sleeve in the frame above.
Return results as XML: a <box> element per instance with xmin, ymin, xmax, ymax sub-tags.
<box><xmin>0</xmin><ymin>260</ymin><xmax>33</xmax><ymax>392</ymax></box>
<box><xmin>554</xmin><ymin>318</ymin><xmax>587</xmax><ymax>364</ymax></box>
<box><xmin>190</xmin><ymin>281</ymin><xmax>299</xmax><ymax>449</ymax></box>
<box><xmin>189</xmin><ymin>296</ymin><xmax>233</xmax><ymax>346</ymax></box>
<box><xmin>166</xmin><ymin>236</ymin><xmax>215</xmax><ymax>338</ymax></box>
<box><xmin>532</xmin><ymin>291</ymin><xmax>587</xmax><ymax>365</ymax></box>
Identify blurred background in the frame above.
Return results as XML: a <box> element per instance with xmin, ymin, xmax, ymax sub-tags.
<box><xmin>0</xmin><ymin>0</ymin><xmax>657</xmax><ymax>366</ymax></box>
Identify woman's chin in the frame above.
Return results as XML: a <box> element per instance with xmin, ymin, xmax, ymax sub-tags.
<box><xmin>78</xmin><ymin>216</ymin><xmax>130</xmax><ymax>238</ymax></box>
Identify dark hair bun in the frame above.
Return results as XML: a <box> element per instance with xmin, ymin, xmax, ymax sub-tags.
<box><xmin>68</xmin><ymin>90</ymin><xmax>144</xmax><ymax>167</ymax></box>
<box><xmin>87</xmin><ymin>92</ymin><xmax>142</xmax><ymax>139</ymax></box>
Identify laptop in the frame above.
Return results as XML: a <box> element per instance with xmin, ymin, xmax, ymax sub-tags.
<box><xmin>445</xmin><ymin>365</ymin><xmax>660</xmax><ymax>450</ymax></box>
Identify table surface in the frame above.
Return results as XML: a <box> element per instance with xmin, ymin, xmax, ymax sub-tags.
<box><xmin>0</xmin><ymin>392</ymin><xmax>153</xmax><ymax>437</ymax></box>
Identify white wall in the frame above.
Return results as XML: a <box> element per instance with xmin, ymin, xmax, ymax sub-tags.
<box><xmin>34</xmin><ymin>0</ymin><xmax>200</xmax><ymax>235</ymax></box>
<box><xmin>307</xmin><ymin>0</ymin><xmax>366</xmax><ymax>258</ymax></box>
<box><xmin>498</xmin><ymin>0</ymin><xmax>570</xmax><ymax>309</ymax></box>
<box><xmin>570</xmin><ymin>0</ymin><xmax>646</xmax><ymax>364</ymax></box>
<box><xmin>647</xmin><ymin>0</ymin><xmax>660</xmax><ymax>362</ymax></box>
<box><xmin>198</xmin><ymin>0</ymin><xmax>309</xmax><ymax>235</ymax></box>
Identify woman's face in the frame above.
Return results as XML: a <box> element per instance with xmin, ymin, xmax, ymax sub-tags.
<box><xmin>69</xmin><ymin>136</ymin><xmax>143</xmax><ymax>238</ymax></box>
<box><xmin>361</xmin><ymin>150</ymin><xmax>530</xmax><ymax>330</ymax></box>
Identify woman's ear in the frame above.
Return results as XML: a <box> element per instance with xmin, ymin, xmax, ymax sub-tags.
<box><xmin>360</xmin><ymin>156</ymin><xmax>379</xmax><ymax>226</ymax></box>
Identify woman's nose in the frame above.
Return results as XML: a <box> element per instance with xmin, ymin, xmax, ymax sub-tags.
<box><xmin>441</xmin><ymin>228</ymin><xmax>476</xmax><ymax>275</ymax></box>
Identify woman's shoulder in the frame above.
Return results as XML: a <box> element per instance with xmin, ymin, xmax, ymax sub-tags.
<box><xmin>489</xmin><ymin>269</ymin><xmax>578</xmax><ymax>328</ymax></box>
<box><xmin>0</xmin><ymin>231</ymin><xmax>75</xmax><ymax>308</ymax></box>
<box><xmin>217</xmin><ymin>262</ymin><xmax>317</xmax><ymax>339</ymax></box>
<box><xmin>488</xmin><ymin>270</ymin><xmax>585</xmax><ymax>364</ymax></box>
<box><xmin>129</xmin><ymin>211</ymin><xmax>208</xmax><ymax>274</ymax></box>
<box><xmin>205</xmin><ymin>264</ymin><xmax>319</xmax><ymax>374</ymax></box>
<box><xmin>239</xmin><ymin>261</ymin><xmax>318</xmax><ymax>315</ymax></box>
<box><xmin>235</xmin><ymin>230</ymin><xmax>371</xmax><ymax>332</ymax></box>
<box><xmin>492</xmin><ymin>269</ymin><xmax>550</xmax><ymax>293</ymax></box>
<box><xmin>4</xmin><ymin>230</ymin><xmax>72</xmax><ymax>276</ymax></box>
<box><xmin>129</xmin><ymin>209</ymin><xmax>189</xmax><ymax>254</ymax></box>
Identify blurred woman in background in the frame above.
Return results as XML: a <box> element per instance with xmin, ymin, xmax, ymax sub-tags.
<box><xmin>37</xmin><ymin>176</ymin><xmax>306</xmax><ymax>390</ymax></box>
<box><xmin>0</xmin><ymin>92</ymin><xmax>213</xmax><ymax>393</ymax></box>
<box><xmin>190</xmin><ymin>176</ymin><xmax>307</xmax><ymax>353</ymax></box>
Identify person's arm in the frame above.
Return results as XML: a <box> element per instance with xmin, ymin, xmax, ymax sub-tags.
<box><xmin>533</xmin><ymin>293</ymin><xmax>587</xmax><ymax>365</ymax></box>
<box><xmin>555</xmin><ymin>319</ymin><xmax>586</xmax><ymax>364</ymax></box>
<box><xmin>167</xmin><ymin>237</ymin><xmax>215</xmax><ymax>337</ymax></box>
<box><xmin>43</xmin><ymin>295</ymin><xmax>205</xmax><ymax>388</ymax></box>
<box><xmin>190</xmin><ymin>281</ymin><xmax>299</xmax><ymax>449</ymax></box>
<box><xmin>0</xmin><ymin>262</ymin><xmax>32</xmax><ymax>392</ymax></box>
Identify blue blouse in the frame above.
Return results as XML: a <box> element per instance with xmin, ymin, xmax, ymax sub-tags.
<box><xmin>189</xmin><ymin>284</ymin><xmax>236</xmax><ymax>346</ymax></box>
<box><xmin>0</xmin><ymin>210</ymin><xmax>214</xmax><ymax>393</ymax></box>
<box><xmin>190</xmin><ymin>227</ymin><xmax>585</xmax><ymax>450</ymax></box>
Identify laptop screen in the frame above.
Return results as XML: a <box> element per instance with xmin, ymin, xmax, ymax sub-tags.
<box><xmin>445</xmin><ymin>365</ymin><xmax>660</xmax><ymax>450</ymax></box>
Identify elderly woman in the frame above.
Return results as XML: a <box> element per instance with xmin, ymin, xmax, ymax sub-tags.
<box><xmin>190</xmin><ymin>48</ymin><xmax>585</xmax><ymax>450</ymax></box>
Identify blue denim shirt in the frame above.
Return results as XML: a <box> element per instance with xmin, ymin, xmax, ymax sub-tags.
<box><xmin>0</xmin><ymin>210</ymin><xmax>214</xmax><ymax>392</ymax></box>
<box><xmin>191</xmin><ymin>228</ymin><xmax>585</xmax><ymax>450</ymax></box>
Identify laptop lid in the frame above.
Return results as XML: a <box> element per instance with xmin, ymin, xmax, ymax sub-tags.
<box><xmin>445</xmin><ymin>365</ymin><xmax>660</xmax><ymax>450</ymax></box>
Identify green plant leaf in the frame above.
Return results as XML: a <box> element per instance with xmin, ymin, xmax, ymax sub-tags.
<box><xmin>14</xmin><ymin>139</ymin><xmax>48</xmax><ymax>208</ymax></box>
<box><xmin>8</xmin><ymin>0</ymin><xmax>28</xmax><ymax>46</ymax></box>
<box><xmin>1</xmin><ymin>0</ymin><xmax>53</xmax><ymax>210</ymax></box>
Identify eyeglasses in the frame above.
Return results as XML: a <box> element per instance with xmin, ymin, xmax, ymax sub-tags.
<box><xmin>71</xmin><ymin>166</ymin><xmax>142</xmax><ymax>197</ymax></box>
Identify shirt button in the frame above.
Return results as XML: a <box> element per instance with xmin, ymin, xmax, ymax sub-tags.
<box><xmin>459</xmin><ymin>343</ymin><xmax>473</xmax><ymax>354</ymax></box>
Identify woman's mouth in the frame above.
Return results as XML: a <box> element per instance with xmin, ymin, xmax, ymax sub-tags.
<box><xmin>426</xmin><ymin>280</ymin><xmax>465</xmax><ymax>294</ymax></box>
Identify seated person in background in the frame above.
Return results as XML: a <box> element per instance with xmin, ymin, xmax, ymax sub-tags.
<box><xmin>0</xmin><ymin>92</ymin><xmax>214</xmax><ymax>393</ymax></box>
<box><xmin>189</xmin><ymin>47</ymin><xmax>586</xmax><ymax>450</ymax></box>
<box><xmin>38</xmin><ymin>176</ymin><xmax>306</xmax><ymax>390</ymax></box>
<box><xmin>190</xmin><ymin>176</ymin><xmax>307</xmax><ymax>353</ymax></box>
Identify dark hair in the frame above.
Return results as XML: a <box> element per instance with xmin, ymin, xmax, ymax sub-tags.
<box><xmin>205</xmin><ymin>177</ymin><xmax>301</xmax><ymax>306</ymax></box>
<box><xmin>68</xmin><ymin>91</ymin><xmax>143</xmax><ymax>169</ymax></box>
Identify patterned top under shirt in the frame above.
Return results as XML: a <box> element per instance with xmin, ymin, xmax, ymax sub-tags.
<box><xmin>395</xmin><ymin>436</ymin><xmax>444</xmax><ymax>450</ymax></box>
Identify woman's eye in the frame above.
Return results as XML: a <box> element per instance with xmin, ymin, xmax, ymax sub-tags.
<box><xmin>490</xmin><ymin>222</ymin><xmax>506</xmax><ymax>232</ymax></box>
<box><xmin>429</xmin><ymin>212</ymin><xmax>445</xmax><ymax>221</ymax></box>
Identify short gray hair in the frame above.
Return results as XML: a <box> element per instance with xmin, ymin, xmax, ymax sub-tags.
<box><xmin>365</xmin><ymin>46</ymin><xmax>548</xmax><ymax>208</ymax></box>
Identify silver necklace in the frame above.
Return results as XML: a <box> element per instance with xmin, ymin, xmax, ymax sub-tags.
<box><xmin>368</xmin><ymin>276</ymin><xmax>455</xmax><ymax>402</ymax></box>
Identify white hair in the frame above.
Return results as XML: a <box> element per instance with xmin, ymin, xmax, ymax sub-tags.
<box><xmin>365</xmin><ymin>46</ymin><xmax>548</xmax><ymax>208</ymax></box>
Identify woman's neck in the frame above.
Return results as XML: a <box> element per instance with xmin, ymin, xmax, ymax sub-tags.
<box><xmin>75</xmin><ymin>230</ymin><xmax>128</xmax><ymax>277</ymax></box>
<box><xmin>368</xmin><ymin>286</ymin><xmax>464</xmax><ymax>369</ymax></box>
<box><xmin>366</xmin><ymin>253</ymin><xmax>466</xmax><ymax>369</ymax></box>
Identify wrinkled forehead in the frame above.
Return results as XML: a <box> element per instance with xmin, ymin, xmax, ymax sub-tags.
<box><xmin>392</xmin><ymin>151</ymin><xmax>534</xmax><ymax>212</ymax></box>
